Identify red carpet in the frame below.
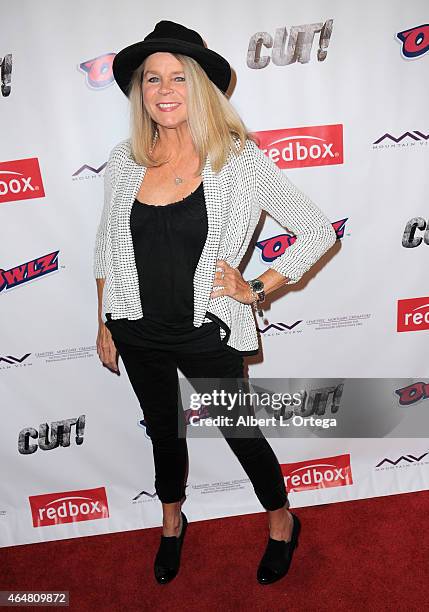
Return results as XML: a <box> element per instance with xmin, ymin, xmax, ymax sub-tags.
<box><xmin>1</xmin><ymin>490</ymin><xmax>428</xmax><ymax>611</ymax></box>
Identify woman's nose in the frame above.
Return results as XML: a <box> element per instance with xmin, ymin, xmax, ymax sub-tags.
<box><xmin>158</xmin><ymin>80</ymin><xmax>173</xmax><ymax>94</ymax></box>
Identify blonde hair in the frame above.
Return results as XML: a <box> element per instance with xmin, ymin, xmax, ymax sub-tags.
<box><xmin>127</xmin><ymin>53</ymin><xmax>258</xmax><ymax>175</ymax></box>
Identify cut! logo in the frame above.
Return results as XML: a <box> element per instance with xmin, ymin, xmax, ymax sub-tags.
<box><xmin>254</xmin><ymin>124</ymin><xmax>343</xmax><ymax>169</ymax></box>
<box><xmin>397</xmin><ymin>297</ymin><xmax>429</xmax><ymax>332</ymax></box>
<box><xmin>280</xmin><ymin>453</ymin><xmax>353</xmax><ymax>492</ymax></box>
<box><xmin>0</xmin><ymin>158</ymin><xmax>45</xmax><ymax>204</ymax></box>
<box><xmin>29</xmin><ymin>486</ymin><xmax>109</xmax><ymax>527</ymax></box>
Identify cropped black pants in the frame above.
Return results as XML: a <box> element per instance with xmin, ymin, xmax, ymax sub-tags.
<box><xmin>113</xmin><ymin>338</ymin><xmax>288</xmax><ymax>511</ymax></box>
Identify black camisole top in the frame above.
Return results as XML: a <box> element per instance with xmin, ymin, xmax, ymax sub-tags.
<box><xmin>105</xmin><ymin>180</ymin><xmax>231</xmax><ymax>353</ymax></box>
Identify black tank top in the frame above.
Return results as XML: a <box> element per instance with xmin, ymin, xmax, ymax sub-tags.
<box><xmin>105</xmin><ymin>181</ymin><xmax>227</xmax><ymax>352</ymax></box>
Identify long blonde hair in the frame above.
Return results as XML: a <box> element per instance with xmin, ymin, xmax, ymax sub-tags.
<box><xmin>127</xmin><ymin>53</ymin><xmax>258</xmax><ymax>175</ymax></box>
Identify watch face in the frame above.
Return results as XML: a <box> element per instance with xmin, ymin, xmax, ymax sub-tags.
<box><xmin>251</xmin><ymin>279</ymin><xmax>264</xmax><ymax>292</ymax></box>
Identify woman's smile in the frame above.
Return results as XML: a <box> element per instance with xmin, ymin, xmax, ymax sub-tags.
<box><xmin>156</xmin><ymin>102</ymin><xmax>181</xmax><ymax>111</ymax></box>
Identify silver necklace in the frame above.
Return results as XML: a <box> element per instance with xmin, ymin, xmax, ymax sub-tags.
<box><xmin>154</xmin><ymin>144</ymin><xmax>185</xmax><ymax>184</ymax></box>
<box><xmin>150</xmin><ymin>132</ymin><xmax>191</xmax><ymax>184</ymax></box>
<box><xmin>166</xmin><ymin>157</ymin><xmax>184</xmax><ymax>184</ymax></box>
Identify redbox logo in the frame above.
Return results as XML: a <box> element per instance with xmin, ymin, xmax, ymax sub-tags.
<box><xmin>280</xmin><ymin>453</ymin><xmax>353</xmax><ymax>492</ymax></box>
<box><xmin>29</xmin><ymin>486</ymin><xmax>109</xmax><ymax>527</ymax></box>
<box><xmin>254</xmin><ymin>124</ymin><xmax>343</xmax><ymax>169</ymax></box>
<box><xmin>397</xmin><ymin>297</ymin><xmax>429</xmax><ymax>332</ymax></box>
<box><xmin>0</xmin><ymin>158</ymin><xmax>45</xmax><ymax>204</ymax></box>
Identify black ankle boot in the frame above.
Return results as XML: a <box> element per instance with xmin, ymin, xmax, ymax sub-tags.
<box><xmin>154</xmin><ymin>511</ymin><xmax>188</xmax><ymax>584</ymax></box>
<box><xmin>257</xmin><ymin>512</ymin><xmax>301</xmax><ymax>585</ymax></box>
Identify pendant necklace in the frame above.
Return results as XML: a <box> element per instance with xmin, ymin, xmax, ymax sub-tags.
<box><xmin>167</xmin><ymin>156</ymin><xmax>202</xmax><ymax>185</ymax></box>
<box><xmin>167</xmin><ymin>157</ymin><xmax>184</xmax><ymax>184</ymax></box>
<box><xmin>150</xmin><ymin>130</ymin><xmax>184</xmax><ymax>184</ymax></box>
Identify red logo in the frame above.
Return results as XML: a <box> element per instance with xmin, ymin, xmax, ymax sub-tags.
<box><xmin>0</xmin><ymin>158</ymin><xmax>45</xmax><ymax>204</ymax></box>
<box><xmin>254</xmin><ymin>124</ymin><xmax>343</xmax><ymax>169</ymax></box>
<box><xmin>397</xmin><ymin>24</ymin><xmax>429</xmax><ymax>59</ymax></box>
<box><xmin>79</xmin><ymin>53</ymin><xmax>116</xmax><ymax>89</ymax></box>
<box><xmin>397</xmin><ymin>296</ymin><xmax>429</xmax><ymax>332</ymax></box>
<box><xmin>0</xmin><ymin>251</ymin><xmax>59</xmax><ymax>292</ymax></box>
<box><xmin>280</xmin><ymin>454</ymin><xmax>353</xmax><ymax>492</ymax></box>
<box><xmin>29</xmin><ymin>487</ymin><xmax>109</xmax><ymax>527</ymax></box>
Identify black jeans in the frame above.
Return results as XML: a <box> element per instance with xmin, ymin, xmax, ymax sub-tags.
<box><xmin>113</xmin><ymin>339</ymin><xmax>288</xmax><ymax>511</ymax></box>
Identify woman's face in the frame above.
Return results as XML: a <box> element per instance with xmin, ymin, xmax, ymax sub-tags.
<box><xmin>141</xmin><ymin>52</ymin><xmax>188</xmax><ymax>130</ymax></box>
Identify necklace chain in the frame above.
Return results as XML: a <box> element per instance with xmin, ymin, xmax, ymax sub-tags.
<box><xmin>151</xmin><ymin>130</ymin><xmax>199</xmax><ymax>185</ymax></box>
<box><xmin>166</xmin><ymin>156</ymin><xmax>184</xmax><ymax>185</ymax></box>
<box><xmin>150</xmin><ymin>130</ymin><xmax>186</xmax><ymax>184</ymax></box>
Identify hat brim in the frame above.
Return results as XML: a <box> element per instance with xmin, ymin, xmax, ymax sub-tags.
<box><xmin>112</xmin><ymin>38</ymin><xmax>231</xmax><ymax>96</ymax></box>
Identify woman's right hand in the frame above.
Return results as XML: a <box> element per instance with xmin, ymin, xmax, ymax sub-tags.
<box><xmin>96</xmin><ymin>321</ymin><xmax>119</xmax><ymax>373</ymax></box>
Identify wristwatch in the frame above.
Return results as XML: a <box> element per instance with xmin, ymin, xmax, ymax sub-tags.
<box><xmin>247</xmin><ymin>278</ymin><xmax>266</xmax><ymax>303</ymax></box>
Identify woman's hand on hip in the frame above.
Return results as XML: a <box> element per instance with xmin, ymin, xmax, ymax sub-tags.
<box><xmin>96</xmin><ymin>322</ymin><xmax>120</xmax><ymax>374</ymax></box>
<box><xmin>210</xmin><ymin>259</ymin><xmax>254</xmax><ymax>305</ymax></box>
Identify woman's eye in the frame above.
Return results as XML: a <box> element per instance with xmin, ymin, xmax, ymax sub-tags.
<box><xmin>147</xmin><ymin>76</ymin><xmax>185</xmax><ymax>82</ymax></box>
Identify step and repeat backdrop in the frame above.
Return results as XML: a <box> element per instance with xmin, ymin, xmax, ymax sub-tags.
<box><xmin>1</xmin><ymin>0</ymin><xmax>429</xmax><ymax>547</ymax></box>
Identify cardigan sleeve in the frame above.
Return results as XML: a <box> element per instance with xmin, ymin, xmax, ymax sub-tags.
<box><xmin>93</xmin><ymin>147</ymin><xmax>116</xmax><ymax>279</ymax></box>
<box><xmin>250</xmin><ymin>139</ymin><xmax>337</xmax><ymax>284</ymax></box>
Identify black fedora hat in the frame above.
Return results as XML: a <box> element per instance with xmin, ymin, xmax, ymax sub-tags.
<box><xmin>112</xmin><ymin>20</ymin><xmax>232</xmax><ymax>96</ymax></box>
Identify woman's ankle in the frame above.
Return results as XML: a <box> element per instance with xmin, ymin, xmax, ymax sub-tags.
<box><xmin>268</xmin><ymin>506</ymin><xmax>293</xmax><ymax>542</ymax></box>
<box><xmin>162</xmin><ymin>510</ymin><xmax>182</xmax><ymax>536</ymax></box>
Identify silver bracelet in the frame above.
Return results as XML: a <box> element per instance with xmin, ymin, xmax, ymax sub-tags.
<box><xmin>249</xmin><ymin>288</ymin><xmax>264</xmax><ymax>317</ymax></box>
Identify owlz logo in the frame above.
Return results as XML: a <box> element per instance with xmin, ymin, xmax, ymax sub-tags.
<box><xmin>397</xmin><ymin>24</ymin><xmax>429</xmax><ymax>59</ymax></box>
<box><xmin>395</xmin><ymin>381</ymin><xmax>429</xmax><ymax>405</ymax></box>
<box><xmin>138</xmin><ymin>418</ymin><xmax>150</xmax><ymax>437</ymax></box>
<box><xmin>280</xmin><ymin>453</ymin><xmax>353</xmax><ymax>492</ymax></box>
<box><xmin>0</xmin><ymin>157</ymin><xmax>45</xmax><ymax>204</ymax></box>
<box><xmin>183</xmin><ymin>405</ymin><xmax>211</xmax><ymax>425</ymax></box>
<box><xmin>254</xmin><ymin>124</ymin><xmax>343</xmax><ymax>169</ymax></box>
<box><xmin>79</xmin><ymin>53</ymin><xmax>115</xmax><ymax>90</ymax></box>
<box><xmin>0</xmin><ymin>251</ymin><xmax>59</xmax><ymax>292</ymax></box>
<box><xmin>256</xmin><ymin>218</ymin><xmax>346</xmax><ymax>263</ymax></box>
<box><xmin>29</xmin><ymin>486</ymin><xmax>109</xmax><ymax>527</ymax></box>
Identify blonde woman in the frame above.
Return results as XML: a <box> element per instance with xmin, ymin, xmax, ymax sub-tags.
<box><xmin>94</xmin><ymin>20</ymin><xmax>336</xmax><ymax>585</ymax></box>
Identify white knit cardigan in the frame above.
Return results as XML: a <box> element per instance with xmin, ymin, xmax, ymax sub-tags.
<box><xmin>93</xmin><ymin>136</ymin><xmax>336</xmax><ymax>354</ymax></box>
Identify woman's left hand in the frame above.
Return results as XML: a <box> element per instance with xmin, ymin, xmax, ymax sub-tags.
<box><xmin>210</xmin><ymin>259</ymin><xmax>254</xmax><ymax>305</ymax></box>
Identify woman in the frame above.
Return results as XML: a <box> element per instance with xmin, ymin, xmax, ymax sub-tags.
<box><xmin>94</xmin><ymin>20</ymin><xmax>336</xmax><ymax>585</ymax></box>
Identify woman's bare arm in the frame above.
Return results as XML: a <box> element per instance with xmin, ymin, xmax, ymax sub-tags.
<box><xmin>96</xmin><ymin>278</ymin><xmax>105</xmax><ymax>325</ymax></box>
<box><xmin>95</xmin><ymin>278</ymin><xmax>119</xmax><ymax>373</ymax></box>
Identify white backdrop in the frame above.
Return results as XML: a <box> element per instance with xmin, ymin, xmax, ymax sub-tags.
<box><xmin>1</xmin><ymin>0</ymin><xmax>429</xmax><ymax>547</ymax></box>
